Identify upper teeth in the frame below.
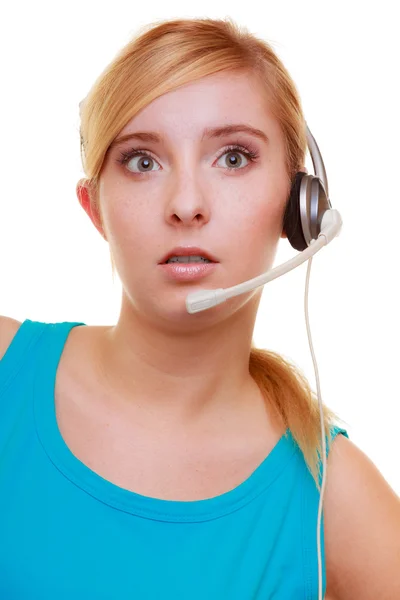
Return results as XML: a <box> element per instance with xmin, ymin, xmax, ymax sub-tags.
<box><xmin>166</xmin><ymin>255</ymin><xmax>211</xmax><ymax>263</ymax></box>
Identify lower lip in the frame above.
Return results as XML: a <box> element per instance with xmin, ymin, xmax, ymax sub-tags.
<box><xmin>159</xmin><ymin>261</ymin><xmax>218</xmax><ymax>281</ymax></box>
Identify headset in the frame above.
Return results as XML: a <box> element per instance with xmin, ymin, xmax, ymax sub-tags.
<box><xmin>186</xmin><ymin>123</ymin><xmax>343</xmax><ymax>600</ymax></box>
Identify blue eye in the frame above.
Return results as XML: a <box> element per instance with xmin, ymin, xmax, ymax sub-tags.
<box><xmin>117</xmin><ymin>150</ymin><xmax>161</xmax><ymax>174</ymax></box>
<box><xmin>116</xmin><ymin>143</ymin><xmax>259</xmax><ymax>176</ymax></box>
<box><xmin>215</xmin><ymin>145</ymin><xmax>258</xmax><ymax>170</ymax></box>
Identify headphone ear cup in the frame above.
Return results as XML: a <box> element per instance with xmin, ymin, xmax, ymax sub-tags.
<box><xmin>283</xmin><ymin>171</ymin><xmax>331</xmax><ymax>251</ymax></box>
<box><xmin>282</xmin><ymin>172</ymin><xmax>308</xmax><ymax>251</ymax></box>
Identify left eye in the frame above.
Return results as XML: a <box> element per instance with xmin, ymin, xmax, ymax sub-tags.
<box><xmin>215</xmin><ymin>148</ymin><xmax>251</xmax><ymax>170</ymax></box>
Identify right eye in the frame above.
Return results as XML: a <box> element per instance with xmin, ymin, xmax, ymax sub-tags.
<box><xmin>116</xmin><ymin>149</ymin><xmax>161</xmax><ymax>175</ymax></box>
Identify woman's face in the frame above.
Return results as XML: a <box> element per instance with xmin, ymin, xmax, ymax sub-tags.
<box><xmin>78</xmin><ymin>70</ymin><xmax>291</xmax><ymax>324</ymax></box>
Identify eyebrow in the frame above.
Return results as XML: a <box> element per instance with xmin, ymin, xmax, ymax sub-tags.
<box><xmin>109</xmin><ymin>124</ymin><xmax>269</xmax><ymax>149</ymax></box>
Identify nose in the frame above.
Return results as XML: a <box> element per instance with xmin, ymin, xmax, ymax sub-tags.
<box><xmin>165</xmin><ymin>171</ymin><xmax>211</xmax><ymax>227</ymax></box>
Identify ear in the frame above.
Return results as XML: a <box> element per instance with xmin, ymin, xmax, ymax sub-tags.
<box><xmin>76</xmin><ymin>179</ymin><xmax>107</xmax><ymax>240</ymax></box>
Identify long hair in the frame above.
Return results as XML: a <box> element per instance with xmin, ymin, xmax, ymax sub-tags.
<box><xmin>79</xmin><ymin>16</ymin><xmax>346</xmax><ymax>491</ymax></box>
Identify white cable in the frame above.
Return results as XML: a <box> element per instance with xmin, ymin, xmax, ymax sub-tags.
<box><xmin>303</xmin><ymin>244</ymin><xmax>327</xmax><ymax>600</ymax></box>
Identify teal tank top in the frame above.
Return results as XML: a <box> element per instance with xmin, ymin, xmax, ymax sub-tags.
<box><xmin>0</xmin><ymin>319</ymin><xmax>348</xmax><ymax>599</ymax></box>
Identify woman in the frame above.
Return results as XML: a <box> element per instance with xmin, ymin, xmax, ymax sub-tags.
<box><xmin>0</xmin><ymin>17</ymin><xmax>399</xmax><ymax>600</ymax></box>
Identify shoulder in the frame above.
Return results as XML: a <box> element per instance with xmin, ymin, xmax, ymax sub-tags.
<box><xmin>324</xmin><ymin>432</ymin><xmax>400</xmax><ymax>599</ymax></box>
<box><xmin>0</xmin><ymin>315</ymin><xmax>22</xmax><ymax>360</ymax></box>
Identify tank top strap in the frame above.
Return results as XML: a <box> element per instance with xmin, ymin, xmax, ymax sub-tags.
<box><xmin>0</xmin><ymin>319</ymin><xmax>86</xmax><ymax>397</ymax></box>
<box><xmin>34</xmin><ymin>320</ymin><xmax>87</xmax><ymax>376</ymax></box>
<box><xmin>0</xmin><ymin>319</ymin><xmax>48</xmax><ymax>396</ymax></box>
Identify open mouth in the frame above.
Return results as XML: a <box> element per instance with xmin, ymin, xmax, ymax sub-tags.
<box><xmin>165</xmin><ymin>256</ymin><xmax>213</xmax><ymax>264</ymax></box>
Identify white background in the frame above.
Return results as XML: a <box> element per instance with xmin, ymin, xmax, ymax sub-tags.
<box><xmin>0</xmin><ymin>1</ymin><xmax>399</xmax><ymax>494</ymax></box>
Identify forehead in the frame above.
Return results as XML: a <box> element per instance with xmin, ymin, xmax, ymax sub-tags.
<box><xmin>116</xmin><ymin>71</ymin><xmax>279</xmax><ymax>143</ymax></box>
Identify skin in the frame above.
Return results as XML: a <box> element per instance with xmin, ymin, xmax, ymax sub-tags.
<box><xmin>76</xmin><ymin>70</ymin><xmax>306</xmax><ymax>436</ymax></box>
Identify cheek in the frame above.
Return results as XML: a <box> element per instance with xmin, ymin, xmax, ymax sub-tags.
<box><xmin>229</xmin><ymin>191</ymin><xmax>284</xmax><ymax>242</ymax></box>
<box><xmin>101</xmin><ymin>194</ymin><xmax>150</xmax><ymax>256</ymax></box>
<box><xmin>226</xmin><ymin>191</ymin><xmax>285</xmax><ymax>272</ymax></box>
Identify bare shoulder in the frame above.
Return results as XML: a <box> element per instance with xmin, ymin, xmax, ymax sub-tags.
<box><xmin>0</xmin><ymin>315</ymin><xmax>23</xmax><ymax>360</ymax></box>
<box><xmin>324</xmin><ymin>432</ymin><xmax>400</xmax><ymax>599</ymax></box>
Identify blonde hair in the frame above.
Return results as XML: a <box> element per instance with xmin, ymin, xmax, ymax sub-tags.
<box><xmin>79</xmin><ymin>16</ymin><xmax>346</xmax><ymax>491</ymax></box>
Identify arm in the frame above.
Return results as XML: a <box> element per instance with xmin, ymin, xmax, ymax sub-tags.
<box><xmin>323</xmin><ymin>433</ymin><xmax>400</xmax><ymax>599</ymax></box>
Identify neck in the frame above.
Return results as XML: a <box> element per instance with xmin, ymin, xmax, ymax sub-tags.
<box><xmin>94</xmin><ymin>293</ymin><xmax>265</xmax><ymax>430</ymax></box>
